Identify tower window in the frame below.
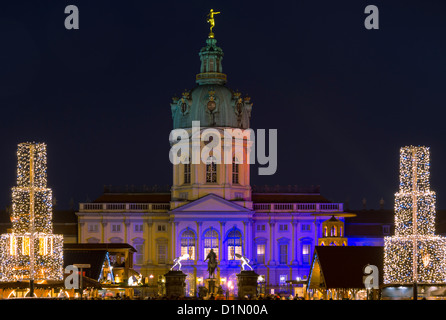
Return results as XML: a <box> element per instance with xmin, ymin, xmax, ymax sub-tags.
<box><xmin>232</xmin><ymin>157</ymin><xmax>239</xmax><ymax>184</ymax></box>
<box><xmin>206</xmin><ymin>157</ymin><xmax>217</xmax><ymax>183</ymax></box>
<box><xmin>184</xmin><ymin>162</ymin><xmax>191</xmax><ymax>184</ymax></box>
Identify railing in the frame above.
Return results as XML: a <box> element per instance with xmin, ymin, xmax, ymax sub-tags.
<box><xmin>196</xmin><ymin>72</ymin><xmax>227</xmax><ymax>81</ymax></box>
<box><xmin>253</xmin><ymin>203</ymin><xmax>343</xmax><ymax>213</ymax></box>
<box><xmin>80</xmin><ymin>202</ymin><xmax>342</xmax><ymax>213</ymax></box>
<box><xmin>79</xmin><ymin>203</ymin><xmax>170</xmax><ymax>212</ymax></box>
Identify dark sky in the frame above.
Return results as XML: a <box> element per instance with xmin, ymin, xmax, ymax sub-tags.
<box><xmin>0</xmin><ymin>0</ymin><xmax>445</xmax><ymax>211</ymax></box>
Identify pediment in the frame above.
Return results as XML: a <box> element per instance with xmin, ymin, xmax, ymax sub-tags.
<box><xmin>172</xmin><ymin>194</ymin><xmax>251</xmax><ymax>213</ymax></box>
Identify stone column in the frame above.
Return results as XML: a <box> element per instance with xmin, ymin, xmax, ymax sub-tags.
<box><xmin>246</xmin><ymin>219</ymin><xmax>253</xmax><ymax>261</ymax></box>
<box><xmin>146</xmin><ymin>220</ymin><xmax>153</xmax><ymax>264</ymax></box>
<box><xmin>124</xmin><ymin>220</ymin><xmax>131</xmax><ymax>244</ymax></box>
<box><xmin>219</xmin><ymin>221</ymin><xmax>226</xmax><ymax>264</ymax></box>
<box><xmin>220</xmin><ymin>222</ymin><xmax>226</xmax><ymax>263</ymax></box>
<box><xmin>196</xmin><ymin>222</ymin><xmax>203</xmax><ymax>263</ymax></box>
<box><xmin>168</xmin><ymin>219</ymin><xmax>176</xmax><ymax>263</ymax></box>
<box><xmin>292</xmin><ymin>220</ymin><xmax>299</xmax><ymax>265</ymax></box>
<box><xmin>101</xmin><ymin>221</ymin><xmax>108</xmax><ymax>243</ymax></box>
<box><xmin>268</xmin><ymin>220</ymin><xmax>276</xmax><ymax>265</ymax></box>
<box><xmin>78</xmin><ymin>222</ymin><xmax>84</xmax><ymax>243</ymax></box>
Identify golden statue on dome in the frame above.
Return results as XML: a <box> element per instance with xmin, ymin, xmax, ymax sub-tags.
<box><xmin>207</xmin><ymin>9</ymin><xmax>220</xmax><ymax>38</ymax></box>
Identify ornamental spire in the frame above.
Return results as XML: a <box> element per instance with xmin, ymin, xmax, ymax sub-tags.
<box><xmin>196</xmin><ymin>10</ymin><xmax>226</xmax><ymax>85</ymax></box>
<box><xmin>206</xmin><ymin>9</ymin><xmax>220</xmax><ymax>39</ymax></box>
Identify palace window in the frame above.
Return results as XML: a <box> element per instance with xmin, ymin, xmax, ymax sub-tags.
<box><xmin>133</xmin><ymin>239</ymin><xmax>144</xmax><ymax>265</ymax></box>
<box><xmin>180</xmin><ymin>228</ymin><xmax>196</xmax><ymax>260</ymax></box>
<box><xmin>157</xmin><ymin>224</ymin><xmax>167</xmax><ymax>232</ymax></box>
<box><xmin>279</xmin><ymin>244</ymin><xmax>288</xmax><ymax>265</ymax></box>
<box><xmin>302</xmin><ymin>244</ymin><xmax>311</xmax><ymax>264</ymax></box>
<box><xmin>157</xmin><ymin>244</ymin><xmax>167</xmax><ymax>265</ymax></box>
<box><xmin>203</xmin><ymin>228</ymin><xmax>219</xmax><ymax>260</ymax></box>
<box><xmin>134</xmin><ymin>224</ymin><xmax>143</xmax><ymax>232</ymax></box>
<box><xmin>227</xmin><ymin>228</ymin><xmax>242</xmax><ymax>260</ymax></box>
<box><xmin>301</xmin><ymin>224</ymin><xmax>311</xmax><ymax>232</ymax></box>
<box><xmin>206</xmin><ymin>157</ymin><xmax>217</xmax><ymax>183</ymax></box>
<box><xmin>88</xmin><ymin>224</ymin><xmax>99</xmax><ymax>233</ymax></box>
<box><xmin>111</xmin><ymin>224</ymin><xmax>121</xmax><ymax>233</ymax></box>
<box><xmin>232</xmin><ymin>157</ymin><xmax>239</xmax><ymax>184</ymax></box>
<box><xmin>257</xmin><ymin>224</ymin><xmax>266</xmax><ymax>232</ymax></box>
<box><xmin>279</xmin><ymin>224</ymin><xmax>288</xmax><ymax>231</ymax></box>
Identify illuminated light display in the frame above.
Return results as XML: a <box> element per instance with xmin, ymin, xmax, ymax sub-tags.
<box><xmin>384</xmin><ymin>146</ymin><xmax>446</xmax><ymax>284</ymax></box>
<box><xmin>0</xmin><ymin>142</ymin><xmax>63</xmax><ymax>282</ymax></box>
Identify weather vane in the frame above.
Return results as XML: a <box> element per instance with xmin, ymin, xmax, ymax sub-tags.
<box><xmin>207</xmin><ymin>9</ymin><xmax>220</xmax><ymax>38</ymax></box>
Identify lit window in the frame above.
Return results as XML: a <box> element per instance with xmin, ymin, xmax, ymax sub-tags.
<box><xmin>227</xmin><ymin>228</ymin><xmax>242</xmax><ymax>260</ymax></box>
<box><xmin>257</xmin><ymin>244</ymin><xmax>265</xmax><ymax>264</ymax></box>
<box><xmin>180</xmin><ymin>228</ymin><xmax>196</xmax><ymax>260</ymax></box>
<box><xmin>204</xmin><ymin>228</ymin><xmax>219</xmax><ymax>260</ymax></box>
<box><xmin>302</xmin><ymin>244</ymin><xmax>311</xmax><ymax>264</ymax></box>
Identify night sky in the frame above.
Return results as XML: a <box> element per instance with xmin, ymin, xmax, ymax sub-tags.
<box><xmin>0</xmin><ymin>0</ymin><xmax>445</xmax><ymax>211</ymax></box>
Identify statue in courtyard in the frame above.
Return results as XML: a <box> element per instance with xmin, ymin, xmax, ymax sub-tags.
<box><xmin>171</xmin><ymin>253</ymin><xmax>190</xmax><ymax>271</ymax></box>
<box><xmin>235</xmin><ymin>253</ymin><xmax>253</xmax><ymax>271</ymax></box>
<box><xmin>204</xmin><ymin>248</ymin><xmax>218</xmax><ymax>278</ymax></box>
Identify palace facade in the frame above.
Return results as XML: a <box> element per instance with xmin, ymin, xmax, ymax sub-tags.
<box><xmin>76</xmin><ymin>28</ymin><xmax>350</xmax><ymax>297</ymax></box>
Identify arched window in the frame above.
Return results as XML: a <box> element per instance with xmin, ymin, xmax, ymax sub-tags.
<box><xmin>206</xmin><ymin>157</ymin><xmax>217</xmax><ymax>183</ymax></box>
<box><xmin>340</xmin><ymin>226</ymin><xmax>343</xmax><ymax>237</ymax></box>
<box><xmin>203</xmin><ymin>228</ymin><xmax>219</xmax><ymax>259</ymax></box>
<box><xmin>180</xmin><ymin>228</ymin><xmax>196</xmax><ymax>260</ymax></box>
<box><xmin>324</xmin><ymin>226</ymin><xmax>328</xmax><ymax>237</ymax></box>
<box><xmin>330</xmin><ymin>226</ymin><xmax>336</xmax><ymax>237</ymax></box>
<box><xmin>227</xmin><ymin>227</ymin><xmax>242</xmax><ymax>260</ymax></box>
<box><xmin>232</xmin><ymin>157</ymin><xmax>239</xmax><ymax>184</ymax></box>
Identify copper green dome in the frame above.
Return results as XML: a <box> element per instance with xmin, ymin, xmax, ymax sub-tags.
<box><xmin>171</xmin><ymin>37</ymin><xmax>252</xmax><ymax>129</ymax></box>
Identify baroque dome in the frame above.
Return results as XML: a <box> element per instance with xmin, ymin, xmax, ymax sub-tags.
<box><xmin>171</xmin><ymin>37</ymin><xmax>252</xmax><ymax>129</ymax></box>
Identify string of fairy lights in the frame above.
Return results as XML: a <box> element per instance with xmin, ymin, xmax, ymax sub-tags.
<box><xmin>0</xmin><ymin>142</ymin><xmax>63</xmax><ymax>282</ymax></box>
<box><xmin>384</xmin><ymin>146</ymin><xmax>446</xmax><ymax>284</ymax></box>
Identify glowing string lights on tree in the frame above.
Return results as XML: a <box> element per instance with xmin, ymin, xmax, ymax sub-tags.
<box><xmin>384</xmin><ymin>146</ymin><xmax>446</xmax><ymax>284</ymax></box>
<box><xmin>0</xmin><ymin>142</ymin><xmax>63</xmax><ymax>282</ymax></box>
